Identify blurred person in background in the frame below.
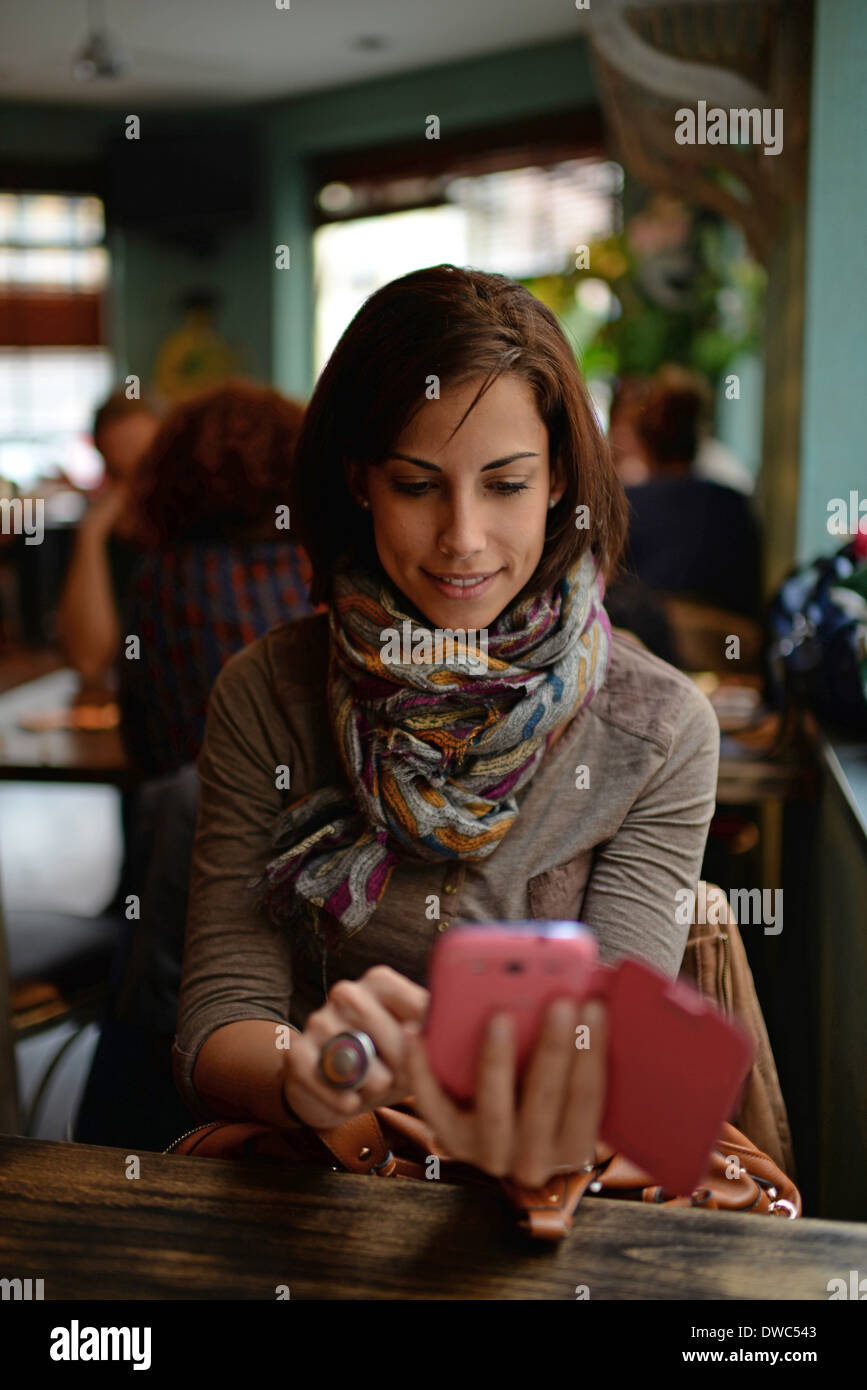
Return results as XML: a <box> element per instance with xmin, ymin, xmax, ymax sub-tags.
<box><xmin>56</xmin><ymin>390</ymin><xmax>162</xmax><ymax>688</ymax></box>
<box><xmin>693</xmin><ymin>432</ymin><xmax>754</xmax><ymax>496</ymax></box>
<box><xmin>603</xmin><ymin>571</ymin><xmax>683</xmax><ymax>667</ymax></box>
<box><xmin>118</xmin><ymin>381</ymin><xmax>320</xmax><ymax>776</ymax></box>
<box><xmin>605</xmin><ymin>377</ymin><xmax>681</xmax><ymax>662</ymax></box>
<box><xmin>609</xmin><ymin>370</ymin><xmax>753</xmax><ymax>495</ymax></box>
<box><xmin>607</xmin><ymin>376</ymin><xmax>651</xmax><ymax>487</ymax></box>
<box><xmin>152</xmin><ymin>289</ymin><xmax>238</xmax><ymax>405</ymax></box>
<box><xmin>621</xmin><ymin>365</ymin><xmax>762</xmax><ymax>618</ymax></box>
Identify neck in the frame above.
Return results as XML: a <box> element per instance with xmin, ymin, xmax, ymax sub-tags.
<box><xmin>651</xmin><ymin>460</ymin><xmax>692</xmax><ymax>479</ymax></box>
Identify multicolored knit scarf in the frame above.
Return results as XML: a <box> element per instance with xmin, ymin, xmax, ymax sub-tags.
<box><xmin>256</xmin><ymin>548</ymin><xmax>612</xmax><ymax>946</ymax></box>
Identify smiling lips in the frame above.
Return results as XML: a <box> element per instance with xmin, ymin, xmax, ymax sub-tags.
<box><xmin>423</xmin><ymin>569</ymin><xmax>502</xmax><ymax>599</ymax></box>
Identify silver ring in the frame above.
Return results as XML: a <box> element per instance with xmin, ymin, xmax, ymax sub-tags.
<box><xmin>318</xmin><ymin>1030</ymin><xmax>377</xmax><ymax>1090</ymax></box>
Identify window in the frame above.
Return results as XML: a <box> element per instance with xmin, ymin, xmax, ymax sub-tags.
<box><xmin>0</xmin><ymin>193</ymin><xmax>113</xmax><ymax>491</ymax></box>
<box><xmin>312</xmin><ymin>158</ymin><xmax>624</xmax><ymax>380</ymax></box>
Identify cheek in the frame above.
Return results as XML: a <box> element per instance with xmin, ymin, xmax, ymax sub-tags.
<box><xmin>373</xmin><ymin>501</ymin><xmax>423</xmax><ymax>559</ymax></box>
<box><xmin>510</xmin><ymin>502</ymin><xmax>549</xmax><ymax>554</ymax></box>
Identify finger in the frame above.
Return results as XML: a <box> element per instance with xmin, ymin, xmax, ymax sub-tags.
<box><xmin>302</xmin><ymin>1002</ymin><xmax>397</xmax><ymax>1108</ymax></box>
<box><xmin>361</xmin><ymin>965</ymin><xmax>430</xmax><ymax>1024</ymax></box>
<box><xmin>324</xmin><ymin>978</ymin><xmax>411</xmax><ymax>1078</ymax></box>
<box><xmin>513</xmin><ymin>998</ymin><xmax>578</xmax><ymax>1185</ymax></box>
<box><xmin>282</xmin><ymin>1030</ymin><xmax>371</xmax><ymax>1123</ymax></box>
<box><xmin>471</xmin><ymin>1014</ymin><xmax>518</xmax><ymax>1177</ymax></box>
<box><xmin>401</xmin><ymin>1026</ymin><xmax>469</xmax><ymax>1160</ymax></box>
<box><xmin>558</xmin><ymin>1001</ymin><xmax>608</xmax><ymax>1167</ymax></box>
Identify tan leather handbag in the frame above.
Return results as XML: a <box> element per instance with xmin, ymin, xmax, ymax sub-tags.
<box><xmin>168</xmin><ymin>871</ymin><xmax>801</xmax><ymax>1239</ymax></box>
<box><xmin>167</xmin><ymin>1099</ymin><xmax>801</xmax><ymax>1240</ymax></box>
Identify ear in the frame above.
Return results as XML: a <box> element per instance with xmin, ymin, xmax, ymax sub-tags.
<box><xmin>343</xmin><ymin>457</ymin><xmax>368</xmax><ymax>507</ymax></box>
<box><xmin>548</xmin><ymin>455</ymin><xmax>567</xmax><ymax>508</ymax></box>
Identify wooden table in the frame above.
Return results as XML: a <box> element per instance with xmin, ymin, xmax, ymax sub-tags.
<box><xmin>1</xmin><ymin>1134</ymin><xmax>865</xmax><ymax>1300</ymax></box>
<box><xmin>0</xmin><ymin>647</ymin><xmax>64</xmax><ymax>696</ymax></box>
<box><xmin>0</xmin><ymin>668</ymin><xmax>131</xmax><ymax>785</ymax></box>
<box><xmin>0</xmin><ymin>664</ymin><xmax>810</xmax><ymax>799</ymax></box>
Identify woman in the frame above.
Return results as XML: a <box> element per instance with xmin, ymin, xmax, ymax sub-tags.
<box><xmin>174</xmin><ymin>267</ymin><xmax>720</xmax><ymax>1190</ymax></box>
<box><xmin>56</xmin><ymin>390</ymin><xmax>162</xmax><ymax>688</ymax></box>
<box><xmin>622</xmin><ymin>365</ymin><xmax>762</xmax><ymax>618</ymax></box>
<box><xmin>118</xmin><ymin>381</ymin><xmax>318</xmax><ymax>776</ymax></box>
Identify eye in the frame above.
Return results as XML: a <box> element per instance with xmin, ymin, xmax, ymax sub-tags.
<box><xmin>391</xmin><ymin>481</ymin><xmax>433</xmax><ymax>495</ymax></box>
<box><xmin>490</xmin><ymin>481</ymin><xmax>529</xmax><ymax>495</ymax></box>
<box><xmin>389</xmin><ymin>480</ymin><xmax>530</xmax><ymax>497</ymax></box>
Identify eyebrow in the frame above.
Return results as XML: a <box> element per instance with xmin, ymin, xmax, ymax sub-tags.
<box><xmin>387</xmin><ymin>451</ymin><xmax>540</xmax><ymax>473</ymax></box>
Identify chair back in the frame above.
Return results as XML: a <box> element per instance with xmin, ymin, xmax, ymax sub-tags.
<box><xmin>114</xmin><ymin>763</ymin><xmax>200</xmax><ymax>1033</ymax></box>
<box><xmin>657</xmin><ymin>593</ymin><xmax>763</xmax><ymax>673</ymax></box>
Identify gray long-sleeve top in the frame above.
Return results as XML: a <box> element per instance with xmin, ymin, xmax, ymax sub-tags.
<box><xmin>172</xmin><ymin>613</ymin><xmax>720</xmax><ymax>1119</ymax></box>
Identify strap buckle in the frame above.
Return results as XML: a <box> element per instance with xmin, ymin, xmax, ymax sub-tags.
<box><xmin>768</xmin><ymin>1197</ymin><xmax>798</xmax><ymax>1218</ymax></box>
<box><xmin>369</xmin><ymin>1148</ymin><xmax>395</xmax><ymax>1174</ymax></box>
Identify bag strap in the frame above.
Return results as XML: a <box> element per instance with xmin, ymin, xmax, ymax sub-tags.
<box><xmin>499</xmin><ymin>1170</ymin><xmax>602</xmax><ymax>1239</ymax></box>
<box><xmin>315</xmin><ymin>1110</ymin><xmax>399</xmax><ymax>1175</ymax></box>
<box><xmin>314</xmin><ymin>1105</ymin><xmax>602</xmax><ymax>1238</ymax></box>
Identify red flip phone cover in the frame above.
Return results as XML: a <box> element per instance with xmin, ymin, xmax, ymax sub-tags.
<box><xmin>423</xmin><ymin>924</ymin><xmax>754</xmax><ymax>1194</ymax></box>
<box><xmin>593</xmin><ymin>959</ymin><xmax>753</xmax><ymax>1193</ymax></box>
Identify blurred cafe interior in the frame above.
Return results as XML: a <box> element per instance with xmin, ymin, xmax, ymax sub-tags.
<box><xmin>0</xmin><ymin>0</ymin><xmax>865</xmax><ymax>1302</ymax></box>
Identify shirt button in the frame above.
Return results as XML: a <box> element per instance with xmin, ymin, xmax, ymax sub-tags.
<box><xmin>443</xmin><ymin>883</ymin><xmax>457</xmax><ymax>895</ymax></box>
<box><xmin>436</xmin><ymin>920</ymin><xmax>451</xmax><ymax>933</ymax></box>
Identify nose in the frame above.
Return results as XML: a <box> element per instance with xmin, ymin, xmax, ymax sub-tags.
<box><xmin>437</xmin><ymin>490</ymin><xmax>485</xmax><ymax>559</ymax></box>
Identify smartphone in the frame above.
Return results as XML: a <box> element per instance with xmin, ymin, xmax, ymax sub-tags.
<box><xmin>423</xmin><ymin>922</ymin><xmax>600</xmax><ymax>1101</ymax></box>
<box><xmin>423</xmin><ymin>921</ymin><xmax>754</xmax><ymax>1194</ymax></box>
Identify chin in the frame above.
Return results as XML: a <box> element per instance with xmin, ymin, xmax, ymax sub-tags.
<box><xmin>424</xmin><ymin>590</ymin><xmax>517</xmax><ymax>632</ymax></box>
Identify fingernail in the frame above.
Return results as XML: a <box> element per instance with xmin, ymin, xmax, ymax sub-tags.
<box><xmin>491</xmin><ymin>1015</ymin><xmax>512</xmax><ymax>1042</ymax></box>
<box><xmin>550</xmin><ymin>999</ymin><xmax>574</xmax><ymax>1027</ymax></box>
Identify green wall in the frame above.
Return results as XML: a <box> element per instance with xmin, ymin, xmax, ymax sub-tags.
<box><xmin>797</xmin><ymin>0</ymin><xmax>867</xmax><ymax>562</ymax></box>
<box><xmin>0</xmin><ymin>101</ymin><xmax>272</xmax><ymax>389</ymax></box>
<box><xmin>0</xmin><ymin>102</ymin><xmax>117</xmax><ymax>162</ymax></box>
<box><xmin>109</xmin><ymin>220</ymin><xmax>272</xmax><ymax>390</ymax></box>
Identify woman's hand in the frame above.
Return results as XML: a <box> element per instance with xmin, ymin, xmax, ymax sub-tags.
<box><xmin>281</xmin><ymin>964</ymin><xmax>429</xmax><ymax>1131</ymax></box>
<box><xmin>402</xmin><ymin>998</ymin><xmax>609</xmax><ymax>1188</ymax></box>
<box><xmin>82</xmin><ymin>482</ymin><xmax>131</xmax><ymax>541</ymax></box>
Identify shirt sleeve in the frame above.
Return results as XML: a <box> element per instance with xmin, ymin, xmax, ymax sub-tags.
<box><xmin>579</xmin><ymin>681</ymin><xmax>720</xmax><ymax>978</ymax></box>
<box><xmin>171</xmin><ymin>643</ymin><xmax>297</xmax><ymax>1119</ymax></box>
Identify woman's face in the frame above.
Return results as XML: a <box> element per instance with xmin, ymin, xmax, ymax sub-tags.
<box><xmin>97</xmin><ymin>412</ymin><xmax>160</xmax><ymax>483</ymax></box>
<box><xmin>357</xmin><ymin>374</ymin><xmax>564</xmax><ymax>630</ymax></box>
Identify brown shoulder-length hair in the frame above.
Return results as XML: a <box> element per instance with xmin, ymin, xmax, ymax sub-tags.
<box><xmin>291</xmin><ymin>265</ymin><xmax>629</xmax><ymax>606</ymax></box>
<box><xmin>131</xmin><ymin>380</ymin><xmax>305</xmax><ymax>547</ymax></box>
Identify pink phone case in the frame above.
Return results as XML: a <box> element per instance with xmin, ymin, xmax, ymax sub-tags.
<box><xmin>423</xmin><ymin>922</ymin><xmax>754</xmax><ymax>1194</ymax></box>
<box><xmin>424</xmin><ymin>922</ymin><xmax>600</xmax><ymax>1102</ymax></box>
